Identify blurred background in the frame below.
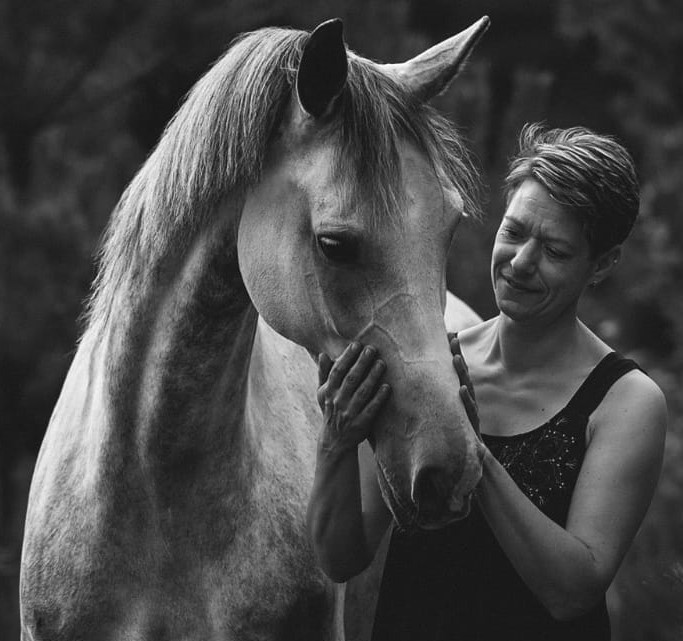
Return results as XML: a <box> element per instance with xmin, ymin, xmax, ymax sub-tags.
<box><xmin>1</xmin><ymin>0</ymin><xmax>681</xmax><ymax>638</ymax></box>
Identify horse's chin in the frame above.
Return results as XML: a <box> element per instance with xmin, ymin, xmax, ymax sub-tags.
<box><xmin>415</xmin><ymin>493</ymin><xmax>473</xmax><ymax>530</ymax></box>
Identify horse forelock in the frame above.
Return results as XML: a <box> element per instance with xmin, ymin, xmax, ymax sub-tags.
<box><xmin>85</xmin><ymin>25</ymin><xmax>481</xmax><ymax>329</ymax></box>
<box><xmin>338</xmin><ymin>57</ymin><xmax>482</xmax><ymax>229</ymax></box>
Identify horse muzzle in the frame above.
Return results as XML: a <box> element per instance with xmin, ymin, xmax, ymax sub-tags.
<box><xmin>373</xmin><ymin>404</ymin><xmax>484</xmax><ymax>532</ymax></box>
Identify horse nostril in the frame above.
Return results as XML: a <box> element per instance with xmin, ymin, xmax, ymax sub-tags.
<box><xmin>411</xmin><ymin>466</ymin><xmax>451</xmax><ymax>517</ymax></box>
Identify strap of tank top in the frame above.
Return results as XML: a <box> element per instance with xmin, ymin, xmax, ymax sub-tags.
<box><xmin>564</xmin><ymin>352</ymin><xmax>643</xmax><ymax>418</ymax></box>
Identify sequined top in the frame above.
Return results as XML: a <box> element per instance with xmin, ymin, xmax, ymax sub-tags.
<box><xmin>372</xmin><ymin>352</ymin><xmax>641</xmax><ymax>641</ymax></box>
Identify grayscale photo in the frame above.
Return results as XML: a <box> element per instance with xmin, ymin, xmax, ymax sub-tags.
<box><xmin>1</xmin><ymin>1</ymin><xmax>681</xmax><ymax>640</ymax></box>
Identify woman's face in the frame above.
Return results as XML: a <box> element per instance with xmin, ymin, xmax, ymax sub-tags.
<box><xmin>491</xmin><ymin>179</ymin><xmax>597</xmax><ymax>326</ymax></box>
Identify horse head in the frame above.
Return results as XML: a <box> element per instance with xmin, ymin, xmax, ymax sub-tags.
<box><xmin>238</xmin><ymin>18</ymin><xmax>489</xmax><ymax>530</ymax></box>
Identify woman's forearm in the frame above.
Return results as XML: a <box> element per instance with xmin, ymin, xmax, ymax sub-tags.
<box><xmin>308</xmin><ymin>343</ymin><xmax>392</xmax><ymax>582</ymax></box>
<box><xmin>476</xmin><ymin>451</ymin><xmax>607</xmax><ymax>620</ymax></box>
<box><xmin>306</xmin><ymin>443</ymin><xmax>372</xmax><ymax>583</ymax></box>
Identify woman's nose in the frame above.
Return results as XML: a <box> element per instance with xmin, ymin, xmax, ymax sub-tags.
<box><xmin>510</xmin><ymin>240</ymin><xmax>539</xmax><ymax>275</ymax></box>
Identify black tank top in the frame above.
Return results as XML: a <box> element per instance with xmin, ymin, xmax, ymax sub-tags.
<box><xmin>372</xmin><ymin>352</ymin><xmax>641</xmax><ymax>641</ymax></box>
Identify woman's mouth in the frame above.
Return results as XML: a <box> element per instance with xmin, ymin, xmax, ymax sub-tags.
<box><xmin>503</xmin><ymin>275</ymin><xmax>538</xmax><ymax>293</ymax></box>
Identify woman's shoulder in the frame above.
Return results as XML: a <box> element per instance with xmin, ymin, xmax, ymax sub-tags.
<box><xmin>602</xmin><ymin>365</ymin><xmax>667</xmax><ymax>413</ymax></box>
<box><xmin>456</xmin><ymin>317</ymin><xmax>497</xmax><ymax>358</ymax></box>
<box><xmin>589</xmin><ymin>364</ymin><xmax>667</xmax><ymax>445</ymax></box>
<box><xmin>457</xmin><ymin>316</ymin><xmax>497</xmax><ymax>341</ymax></box>
<box><xmin>444</xmin><ymin>291</ymin><xmax>483</xmax><ymax>333</ymax></box>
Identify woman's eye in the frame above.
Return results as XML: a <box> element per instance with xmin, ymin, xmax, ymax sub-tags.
<box><xmin>317</xmin><ymin>235</ymin><xmax>359</xmax><ymax>263</ymax></box>
<box><xmin>500</xmin><ymin>225</ymin><xmax>521</xmax><ymax>239</ymax></box>
<box><xmin>545</xmin><ymin>246</ymin><xmax>570</xmax><ymax>260</ymax></box>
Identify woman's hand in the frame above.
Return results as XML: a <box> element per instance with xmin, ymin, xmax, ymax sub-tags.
<box><xmin>309</xmin><ymin>343</ymin><xmax>393</xmax><ymax>581</ymax></box>
<box><xmin>448</xmin><ymin>333</ymin><xmax>481</xmax><ymax>439</ymax></box>
<box><xmin>317</xmin><ymin>343</ymin><xmax>391</xmax><ymax>454</ymax></box>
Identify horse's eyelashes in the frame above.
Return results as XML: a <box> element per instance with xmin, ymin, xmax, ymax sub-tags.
<box><xmin>317</xmin><ymin>235</ymin><xmax>359</xmax><ymax>263</ymax></box>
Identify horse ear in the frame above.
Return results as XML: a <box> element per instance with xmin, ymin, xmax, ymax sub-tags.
<box><xmin>383</xmin><ymin>16</ymin><xmax>490</xmax><ymax>102</ymax></box>
<box><xmin>296</xmin><ymin>19</ymin><xmax>348</xmax><ymax>118</ymax></box>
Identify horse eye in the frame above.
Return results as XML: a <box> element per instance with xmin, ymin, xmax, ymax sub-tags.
<box><xmin>317</xmin><ymin>235</ymin><xmax>359</xmax><ymax>263</ymax></box>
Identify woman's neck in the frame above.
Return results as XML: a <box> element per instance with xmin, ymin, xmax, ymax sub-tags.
<box><xmin>491</xmin><ymin>311</ymin><xmax>586</xmax><ymax>375</ymax></box>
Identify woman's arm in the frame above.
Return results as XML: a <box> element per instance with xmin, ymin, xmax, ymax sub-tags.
<box><xmin>462</xmin><ymin>362</ymin><xmax>667</xmax><ymax>620</ymax></box>
<box><xmin>306</xmin><ymin>343</ymin><xmax>392</xmax><ymax>583</ymax></box>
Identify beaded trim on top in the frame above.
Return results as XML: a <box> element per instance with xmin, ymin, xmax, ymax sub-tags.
<box><xmin>483</xmin><ymin>414</ymin><xmax>582</xmax><ymax>508</ymax></box>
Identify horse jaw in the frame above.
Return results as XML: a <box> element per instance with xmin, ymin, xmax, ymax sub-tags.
<box><xmin>382</xmin><ymin>16</ymin><xmax>491</xmax><ymax>102</ymax></box>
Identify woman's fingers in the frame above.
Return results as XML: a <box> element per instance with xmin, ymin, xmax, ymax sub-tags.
<box><xmin>452</xmin><ymin>352</ymin><xmax>476</xmax><ymax>404</ymax></box>
<box><xmin>317</xmin><ymin>343</ymin><xmax>388</xmax><ymax>413</ymax></box>
<box><xmin>347</xmin><ymin>358</ymin><xmax>386</xmax><ymax>415</ymax></box>
<box><xmin>448</xmin><ymin>334</ymin><xmax>459</xmax><ymax>356</ymax></box>
<box><xmin>338</xmin><ymin>346</ymin><xmax>378</xmax><ymax>401</ymax></box>
<box><xmin>318</xmin><ymin>353</ymin><xmax>334</xmax><ymax>386</ymax></box>
<box><xmin>450</xmin><ymin>335</ymin><xmax>480</xmax><ymax>437</ymax></box>
<box><xmin>326</xmin><ymin>342</ymin><xmax>363</xmax><ymax>390</ymax></box>
<box><xmin>356</xmin><ymin>383</ymin><xmax>392</xmax><ymax>425</ymax></box>
<box><xmin>450</xmin><ymin>335</ymin><xmax>475</xmax><ymax>397</ymax></box>
<box><xmin>317</xmin><ymin>353</ymin><xmax>334</xmax><ymax>410</ymax></box>
<box><xmin>316</xmin><ymin>343</ymin><xmax>390</xmax><ymax>450</ymax></box>
<box><xmin>459</xmin><ymin>384</ymin><xmax>481</xmax><ymax>437</ymax></box>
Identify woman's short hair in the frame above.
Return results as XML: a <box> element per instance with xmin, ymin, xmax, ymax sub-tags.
<box><xmin>504</xmin><ymin>123</ymin><xmax>640</xmax><ymax>256</ymax></box>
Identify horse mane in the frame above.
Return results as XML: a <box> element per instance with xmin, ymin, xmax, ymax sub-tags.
<box><xmin>85</xmin><ymin>25</ymin><xmax>481</xmax><ymax>328</ymax></box>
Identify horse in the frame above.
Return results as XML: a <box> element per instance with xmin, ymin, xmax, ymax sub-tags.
<box><xmin>20</xmin><ymin>16</ymin><xmax>489</xmax><ymax>641</ymax></box>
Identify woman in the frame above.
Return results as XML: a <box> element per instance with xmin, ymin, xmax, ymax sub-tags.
<box><xmin>306</xmin><ymin>124</ymin><xmax>667</xmax><ymax>640</ymax></box>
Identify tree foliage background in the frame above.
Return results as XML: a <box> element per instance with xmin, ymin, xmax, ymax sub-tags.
<box><xmin>1</xmin><ymin>0</ymin><xmax>681</xmax><ymax>638</ymax></box>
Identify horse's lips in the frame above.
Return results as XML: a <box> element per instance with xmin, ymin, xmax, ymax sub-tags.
<box><xmin>375</xmin><ymin>459</ymin><xmax>473</xmax><ymax>532</ymax></box>
<box><xmin>375</xmin><ymin>458</ymin><xmax>418</xmax><ymax>531</ymax></box>
<box><xmin>416</xmin><ymin>492</ymin><xmax>473</xmax><ymax>529</ymax></box>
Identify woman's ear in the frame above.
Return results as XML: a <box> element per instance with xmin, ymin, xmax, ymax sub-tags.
<box><xmin>590</xmin><ymin>246</ymin><xmax>622</xmax><ymax>286</ymax></box>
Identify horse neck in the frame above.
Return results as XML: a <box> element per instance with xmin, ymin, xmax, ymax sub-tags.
<box><xmin>90</xmin><ymin>216</ymin><xmax>258</xmax><ymax>465</ymax></box>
